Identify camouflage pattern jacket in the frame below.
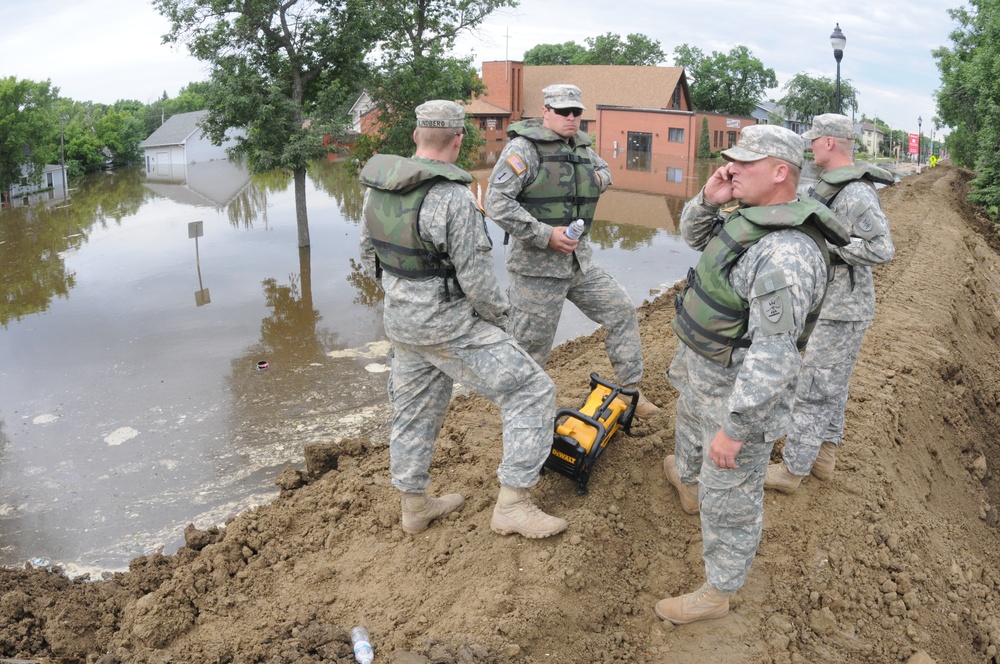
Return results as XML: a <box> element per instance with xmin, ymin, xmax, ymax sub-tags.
<box><xmin>675</xmin><ymin>190</ymin><xmax>849</xmax><ymax>442</ymax></box>
<box><xmin>484</xmin><ymin>121</ymin><xmax>611</xmax><ymax>278</ymax></box>
<box><xmin>809</xmin><ymin>164</ymin><xmax>895</xmax><ymax>322</ymax></box>
<box><xmin>359</xmin><ymin>155</ymin><xmax>509</xmax><ymax>346</ymax></box>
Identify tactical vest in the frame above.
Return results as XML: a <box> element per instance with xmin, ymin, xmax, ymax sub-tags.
<box><xmin>360</xmin><ymin>154</ymin><xmax>474</xmax><ymax>296</ymax></box>
<box><xmin>808</xmin><ymin>163</ymin><xmax>894</xmax><ymax>275</ymax></box>
<box><xmin>808</xmin><ymin>162</ymin><xmax>894</xmax><ymax>208</ymax></box>
<box><xmin>507</xmin><ymin>120</ymin><xmax>602</xmax><ymax>235</ymax></box>
<box><xmin>672</xmin><ymin>199</ymin><xmax>849</xmax><ymax>367</ymax></box>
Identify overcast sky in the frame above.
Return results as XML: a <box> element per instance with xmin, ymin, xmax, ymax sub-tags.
<box><xmin>3</xmin><ymin>0</ymin><xmax>962</xmax><ymax>139</ymax></box>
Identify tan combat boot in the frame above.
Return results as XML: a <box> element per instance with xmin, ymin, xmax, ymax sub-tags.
<box><xmin>400</xmin><ymin>491</ymin><xmax>465</xmax><ymax>534</ymax></box>
<box><xmin>490</xmin><ymin>485</ymin><xmax>567</xmax><ymax>539</ymax></box>
<box><xmin>625</xmin><ymin>385</ymin><xmax>661</xmax><ymax>419</ymax></box>
<box><xmin>654</xmin><ymin>583</ymin><xmax>732</xmax><ymax>625</ymax></box>
<box><xmin>764</xmin><ymin>461</ymin><xmax>807</xmax><ymax>494</ymax></box>
<box><xmin>811</xmin><ymin>442</ymin><xmax>837</xmax><ymax>480</ymax></box>
<box><xmin>663</xmin><ymin>454</ymin><xmax>699</xmax><ymax>514</ymax></box>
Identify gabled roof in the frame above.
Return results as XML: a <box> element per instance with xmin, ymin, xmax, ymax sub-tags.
<box><xmin>139</xmin><ymin>110</ymin><xmax>209</xmax><ymax>148</ymax></box>
<box><xmin>522</xmin><ymin>65</ymin><xmax>689</xmax><ymax>116</ymax></box>
<box><xmin>464</xmin><ymin>98</ymin><xmax>511</xmax><ymax>116</ymax></box>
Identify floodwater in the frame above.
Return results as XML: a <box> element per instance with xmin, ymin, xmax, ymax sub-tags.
<box><xmin>0</xmin><ymin>152</ymin><xmax>730</xmax><ymax>575</ymax></box>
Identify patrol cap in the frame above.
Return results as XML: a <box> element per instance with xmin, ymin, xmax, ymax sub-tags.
<box><xmin>721</xmin><ymin>125</ymin><xmax>804</xmax><ymax>168</ymax></box>
<box><xmin>802</xmin><ymin>113</ymin><xmax>855</xmax><ymax>140</ymax></box>
<box><xmin>542</xmin><ymin>84</ymin><xmax>586</xmax><ymax>110</ymax></box>
<box><xmin>415</xmin><ymin>100</ymin><xmax>466</xmax><ymax>129</ymax></box>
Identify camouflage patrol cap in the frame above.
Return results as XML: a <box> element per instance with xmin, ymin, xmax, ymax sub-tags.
<box><xmin>542</xmin><ymin>84</ymin><xmax>586</xmax><ymax>110</ymax></box>
<box><xmin>722</xmin><ymin>125</ymin><xmax>804</xmax><ymax>168</ymax></box>
<box><xmin>802</xmin><ymin>113</ymin><xmax>855</xmax><ymax>140</ymax></box>
<box><xmin>415</xmin><ymin>100</ymin><xmax>466</xmax><ymax>129</ymax></box>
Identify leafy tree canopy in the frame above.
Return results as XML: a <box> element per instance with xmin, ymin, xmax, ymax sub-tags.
<box><xmin>349</xmin><ymin>0</ymin><xmax>517</xmax><ymax>172</ymax></box>
<box><xmin>0</xmin><ymin>77</ymin><xmax>58</xmax><ymax>195</ymax></box>
<box><xmin>524</xmin><ymin>33</ymin><xmax>665</xmax><ymax>66</ymax></box>
<box><xmin>934</xmin><ymin>0</ymin><xmax>1000</xmax><ymax>209</ymax></box>
<box><xmin>777</xmin><ymin>72</ymin><xmax>858</xmax><ymax>127</ymax></box>
<box><xmin>672</xmin><ymin>44</ymin><xmax>776</xmax><ymax>116</ymax></box>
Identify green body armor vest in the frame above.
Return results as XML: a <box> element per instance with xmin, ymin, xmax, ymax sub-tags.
<box><xmin>672</xmin><ymin>199</ymin><xmax>849</xmax><ymax>367</ymax></box>
<box><xmin>808</xmin><ymin>163</ymin><xmax>894</xmax><ymax>208</ymax></box>
<box><xmin>360</xmin><ymin>154</ymin><xmax>474</xmax><ymax>296</ymax></box>
<box><xmin>507</xmin><ymin>120</ymin><xmax>602</xmax><ymax>235</ymax></box>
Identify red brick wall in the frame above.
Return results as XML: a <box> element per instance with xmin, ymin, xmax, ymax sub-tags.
<box><xmin>481</xmin><ymin>61</ymin><xmax>524</xmax><ymax>120</ymax></box>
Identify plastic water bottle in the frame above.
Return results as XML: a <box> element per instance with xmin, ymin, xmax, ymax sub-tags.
<box><xmin>565</xmin><ymin>218</ymin><xmax>585</xmax><ymax>240</ymax></box>
<box><xmin>351</xmin><ymin>625</ymin><xmax>374</xmax><ymax>664</ymax></box>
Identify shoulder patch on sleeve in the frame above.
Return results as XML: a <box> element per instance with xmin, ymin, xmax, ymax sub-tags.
<box><xmin>751</xmin><ymin>270</ymin><xmax>795</xmax><ymax>336</ymax></box>
<box><xmin>849</xmin><ymin>199</ymin><xmax>881</xmax><ymax>240</ymax></box>
<box><xmin>506</xmin><ymin>154</ymin><xmax>527</xmax><ymax>174</ymax></box>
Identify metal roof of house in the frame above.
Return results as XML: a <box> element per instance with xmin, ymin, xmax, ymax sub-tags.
<box><xmin>139</xmin><ymin>110</ymin><xmax>209</xmax><ymax>148</ymax></box>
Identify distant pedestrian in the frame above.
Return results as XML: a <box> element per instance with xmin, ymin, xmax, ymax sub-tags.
<box><xmin>484</xmin><ymin>83</ymin><xmax>660</xmax><ymax>419</ymax></box>
<box><xmin>657</xmin><ymin>125</ymin><xmax>850</xmax><ymax>624</ymax></box>
<box><xmin>766</xmin><ymin>113</ymin><xmax>895</xmax><ymax>493</ymax></box>
<box><xmin>359</xmin><ymin>100</ymin><xmax>567</xmax><ymax>540</ymax></box>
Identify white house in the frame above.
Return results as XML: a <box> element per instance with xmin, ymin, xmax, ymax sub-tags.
<box><xmin>138</xmin><ymin>110</ymin><xmax>244</xmax><ymax>182</ymax></box>
<box><xmin>2</xmin><ymin>164</ymin><xmax>69</xmax><ymax>208</ymax></box>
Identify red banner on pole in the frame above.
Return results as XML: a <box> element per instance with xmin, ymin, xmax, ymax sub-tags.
<box><xmin>908</xmin><ymin>133</ymin><xmax>919</xmax><ymax>155</ymax></box>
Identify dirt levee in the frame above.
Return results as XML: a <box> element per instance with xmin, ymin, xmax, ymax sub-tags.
<box><xmin>2</xmin><ymin>165</ymin><xmax>1000</xmax><ymax>664</ymax></box>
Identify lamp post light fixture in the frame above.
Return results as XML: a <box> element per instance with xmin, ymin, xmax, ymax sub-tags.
<box><xmin>918</xmin><ymin>115</ymin><xmax>922</xmax><ymax>168</ymax></box>
<box><xmin>831</xmin><ymin>23</ymin><xmax>846</xmax><ymax>114</ymax></box>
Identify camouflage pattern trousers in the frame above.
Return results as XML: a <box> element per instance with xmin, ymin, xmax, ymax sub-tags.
<box><xmin>387</xmin><ymin>320</ymin><xmax>556</xmax><ymax>493</ymax></box>
<box><xmin>783</xmin><ymin>319</ymin><xmax>869</xmax><ymax>475</ymax></box>
<box><xmin>669</xmin><ymin>345</ymin><xmax>774</xmax><ymax>593</ymax></box>
<box><xmin>506</xmin><ymin>265</ymin><xmax>643</xmax><ymax>385</ymax></box>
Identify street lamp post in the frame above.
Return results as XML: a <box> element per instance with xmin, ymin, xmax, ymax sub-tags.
<box><xmin>831</xmin><ymin>23</ymin><xmax>846</xmax><ymax>114</ymax></box>
<box><xmin>918</xmin><ymin>115</ymin><xmax>922</xmax><ymax>170</ymax></box>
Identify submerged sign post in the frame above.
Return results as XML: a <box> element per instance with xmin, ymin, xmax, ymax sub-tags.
<box><xmin>188</xmin><ymin>221</ymin><xmax>211</xmax><ymax>306</ymax></box>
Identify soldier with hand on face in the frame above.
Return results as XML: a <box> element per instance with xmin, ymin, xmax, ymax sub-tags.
<box><xmin>657</xmin><ymin>125</ymin><xmax>851</xmax><ymax>625</ymax></box>
<box><xmin>359</xmin><ymin>100</ymin><xmax>568</xmax><ymax>540</ymax></box>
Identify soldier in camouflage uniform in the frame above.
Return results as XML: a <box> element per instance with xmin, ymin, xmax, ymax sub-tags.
<box><xmin>359</xmin><ymin>100</ymin><xmax>567</xmax><ymax>539</ymax></box>
<box><xmin>484</xmin><ymin>84</ymin><xmax>660</xmax><ymax>419</ymax></box>
<box><xmin>766</xmin><ymin>114</ymin><xmax>895</xmax><ymax>493</ymax></box>
<box><xmin>655</xmin><ymin>125</ymin><xmax>851</xmax><ymax>624</ymax></box>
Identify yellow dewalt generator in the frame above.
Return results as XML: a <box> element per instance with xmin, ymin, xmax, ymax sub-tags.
<box><xmin>544</xmin><ymin>373</ymin><xmax>638</xmax><ymax>495</ymax></box>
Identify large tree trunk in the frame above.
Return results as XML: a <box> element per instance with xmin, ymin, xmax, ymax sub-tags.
<box><xmin>294</xmin><ymin>167</ymin><xmax>310</xmax><ymax>248</ymax></box>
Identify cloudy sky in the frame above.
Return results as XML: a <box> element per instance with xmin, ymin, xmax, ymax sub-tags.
<box><xmin>3</xmin><ymin>0</ymin><xmax>962</xmax><ymax>139</ymax></box>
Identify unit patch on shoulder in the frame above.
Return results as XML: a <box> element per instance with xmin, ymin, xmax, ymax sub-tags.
<box><xmin>752</xmin><ymin>270</ymin><xmax>795</xmax><ymax>336</ymax></box>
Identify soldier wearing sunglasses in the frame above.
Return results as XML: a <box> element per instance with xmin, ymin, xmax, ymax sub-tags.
<box><xmin>485</xmin><ymin>84</ymin><xmax>660</xmax><ymax>419</ymax></box>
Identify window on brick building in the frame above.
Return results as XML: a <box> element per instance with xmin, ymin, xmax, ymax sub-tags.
<box><xmin>667</xmin><ymin>167</ymin><xmax>683</xmax><ymax>183</ymax></box>
<box><xmin>668</xmin><ymin>128</ymin><xmax>684</xmax><ymax>143</ymax></box>
<box><xmin>626</xmin><ymin>131</ymin><xmax>652</xmax><ymax>171</ymax></box>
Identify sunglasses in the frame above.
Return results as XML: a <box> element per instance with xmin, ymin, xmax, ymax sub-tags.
<box><xmin>546</xmin><ymin>106</ymin><xmax>582</xmax><ymax>118</ymax></box>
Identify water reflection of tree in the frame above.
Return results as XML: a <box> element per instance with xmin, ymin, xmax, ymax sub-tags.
<box><xmin>587</xmin><ymin>219</ymin><xmax>659</xmax><ymax>251</ymax></box>
<box><xmin>347</xmin><ymin>258</ymin><xmax>384</xmax><ymax>308</ymax></box>
<box><xmin>308</xmin><ymin>159</ymin><xmax>365</xmax><ymax>223</ymax></box>
<box><xmin>0</xmin><ymin>168</ymin><xmax>152</xmax><ymax>327</ymax></box>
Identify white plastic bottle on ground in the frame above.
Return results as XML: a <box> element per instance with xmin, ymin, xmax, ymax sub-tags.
<box><xmin>566</xmin><ymin>218</ymin><xmax>586</xmax><ymax>240</ymax></box>
<box><xmin>351</xmin><ymin>625</ymin><xmax>374</xmax><ymax>664</ymax></box>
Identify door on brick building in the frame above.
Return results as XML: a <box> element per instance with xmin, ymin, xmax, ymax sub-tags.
<box><xmin>626</xmin><ymin>131</ymin><xmax>653</xmax><ymax>171</ymax></box>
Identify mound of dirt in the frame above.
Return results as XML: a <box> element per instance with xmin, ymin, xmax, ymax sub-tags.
<box><xmin>2</xmin><ymin>165</ymin><xmax>999</xmax><ymax>664</ymax></box>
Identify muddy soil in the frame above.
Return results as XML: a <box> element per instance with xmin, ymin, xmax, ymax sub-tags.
<box><xmin>2</xmin><ymin>165</ymin><xmax>1000</xmax><ymax>664</ymax></box>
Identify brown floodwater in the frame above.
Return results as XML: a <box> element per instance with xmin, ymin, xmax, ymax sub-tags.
<box><xmin>0</xmin><ymin>153</ymin><xmax>731</xmax><ymax>574</ymax></box>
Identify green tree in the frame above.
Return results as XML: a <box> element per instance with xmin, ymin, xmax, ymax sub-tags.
<box><xmin>934</xmin><ymin>1</ymin><xmax>1000</xmax><ymax>209</ymax></box>
<box><xmin>581</xmin><ymin>33</ymin><xmax>665</xmax><ymax>66</ymax></box>
<box><xmin>523</xmin><ymin>41</ymin><xmax>588</xmax><ymax>66</ymax></box>
<box><xmin>777</xmin><ymin>73</ymin><xmax>859</xmax><ymax>125</ymax></box>
<box><xmin>672</xmin><ymin>44</ymin><xmax>776</xmax><ymax>116</ymax></box>
<box><xmin>697</xmin><ymin>116</ymin><xmax>711</xmax><ymax>158</ymax></box>
<box><xmin>523</xmin><ymin>33</ymin><xmax>664</xmax><ymax>66</ymax></box>
<box><xmin>349</xmin><ymin>0</ymin><xmax>516</xmax><ymax>171</ymax></box>
<box><xmin>154</xmin><ymin>0</ymin><xmax>378</xmax><ymax>248</ymax></box>
<box><xmin>0</xmin><ymin>77</ymin><xmax>58</xmax><ymax>199</ymax></box>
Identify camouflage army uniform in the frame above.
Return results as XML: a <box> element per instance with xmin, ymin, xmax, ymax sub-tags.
<box><xmin>360</xmin><ymin>155</ymin><xmax>556</xmax><ymax>492</ymax></box>
<box><xmin>484</xmin><ymin>126</ymin><xmax>644</xmax><ymax>384</ymax></box>
<box><xmin>669</xmin><ymin>191</ymin><xmax>832</xmax><ymax>593</ymax></box>
<box><xmin>783</xmin><ymin>169</ymin><xmax>894</xmax><ymax>475</ymax></box>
